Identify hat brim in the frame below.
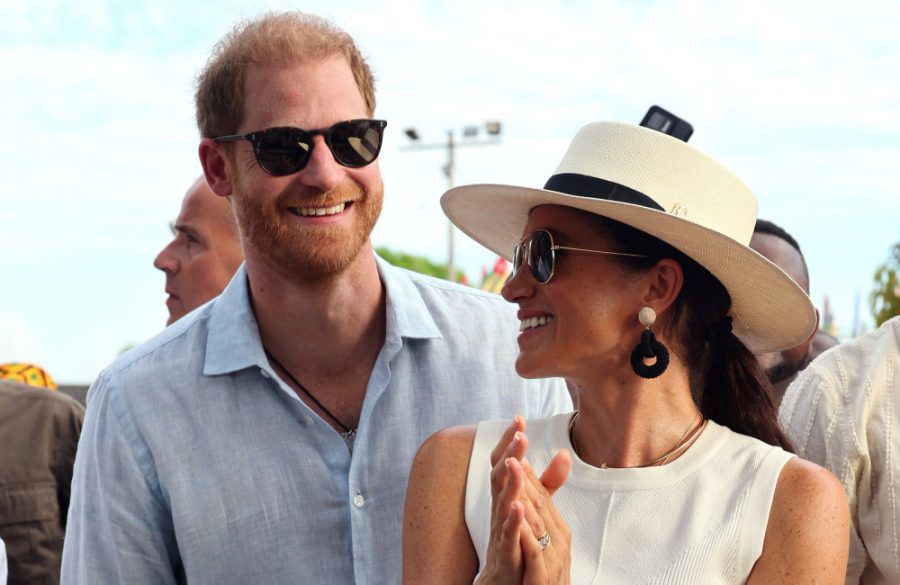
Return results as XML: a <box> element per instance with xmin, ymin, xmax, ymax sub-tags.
<box><xmin>442</xmin><ymin>184</ymin><xmax>816</xmax><ymax>353</ymax></box>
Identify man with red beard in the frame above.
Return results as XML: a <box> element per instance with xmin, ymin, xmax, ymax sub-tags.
<box><xmin>61</xmin><ymin>12</ymin><xmax>570</xmax><ymax>585</ymax></box>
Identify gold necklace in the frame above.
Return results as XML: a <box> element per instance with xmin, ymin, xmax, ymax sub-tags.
<box><xmin>568</xmin><ymin>411</ymin><xmax>707</xmax><ymax>469</ymax></box>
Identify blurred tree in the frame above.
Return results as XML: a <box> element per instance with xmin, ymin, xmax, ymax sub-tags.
<box><xmin>375</xmin><ymin>247</ymin><xmax>467</xmax><ymax>284</ymax></box>
<box><xmin>118</xmin><ymin>343</ymin><xmax>138</xmax><ymax>356</ymax></box>
<box><xmin>870</xmin><ymin>240</ymin><xmax>900</xmax><ymax>326</ymax></box>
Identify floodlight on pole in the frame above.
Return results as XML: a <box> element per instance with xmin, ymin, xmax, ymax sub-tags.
<box><xmin>401</xmin><ymin>121</ymin><xmax>503</xmax><ymax>281</ymax></box>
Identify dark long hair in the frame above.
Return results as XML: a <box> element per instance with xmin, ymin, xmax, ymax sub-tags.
<box><xmin>596</xmin><ymin>215</ymin><xmax>794</xmax><ymax>451</ymax></box>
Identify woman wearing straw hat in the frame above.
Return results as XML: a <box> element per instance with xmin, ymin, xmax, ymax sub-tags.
<box><xmin>403</xmin><ymin>121</ymin><xmax>849</xmax><ymax>584</ymax></box>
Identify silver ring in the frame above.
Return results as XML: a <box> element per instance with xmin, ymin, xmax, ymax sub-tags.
<box><xmin>537</xmin><ymin>530</ymin><xmax>551</xmax><ymax>550</ymax></box>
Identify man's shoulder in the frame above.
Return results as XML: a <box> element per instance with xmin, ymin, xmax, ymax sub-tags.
<box><xmin>781</xmin><ymin>319</ymin><xmax>900</xmax><ymax>466</ymax></box>
<box><xmin>96</xmin><ymin>305</ymin><xmax>215</xmax><ymax>390</ymax></box>
<box><xmin>0</xmin><ymin>379</ymin><xmax>84</xmax><ymax>417</ymax></box>
<box><xmin>797</xmin><ymin>318</ymin><xmax>900</xmax><ymax>402</ymax></box>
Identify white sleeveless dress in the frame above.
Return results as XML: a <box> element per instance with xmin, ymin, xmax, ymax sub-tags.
<box><xmin>465</xmin><ymin>413</ymin><xmax>793</xmax><ymax>584</ymax></box>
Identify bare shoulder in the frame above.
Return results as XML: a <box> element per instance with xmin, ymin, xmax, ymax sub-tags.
<box><xmin>748</xmin><ymin>457</ymin><xmax>850</xmax><ymax>584</ymax></box>
<box><xmin>776</xmin><ymin>457</ymin><xmax>847</xmax><ymax>501</ymax></box>
<box><xmin>403</xmin><ymin>425</ymin><xmax>480</xmax><ymax>585</ymax></box>
<box><xmin>408</xmin><ymin>425</ymin><xmax>478</xmax><ymax>493</ymax></box>
<box><xmin>772</xmin><ymin>457</ymin><xmax>849</xmax><ymax>530</ymax></box>
<box><xmin>414</xmin><ymin>425</ymin><xmax>478</xmax><ymax>468</ymax></box>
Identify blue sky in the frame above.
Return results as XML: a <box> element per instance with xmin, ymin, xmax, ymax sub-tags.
<box><xmin>1</xmin><ymin>0</ymin><xmax>898</xmax><ymax>382</ymax></box>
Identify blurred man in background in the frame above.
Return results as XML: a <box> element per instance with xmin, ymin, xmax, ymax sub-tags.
<box><xmin>153</xmin><ymin>176</ymin><xmax>243</xmax><ymax>325</ymax></box>
<box><xmin>0</xmin><ymin>378</ymin><xmax>83</xmax><ymax>584</ymax></box>
<box><xmin>750</xmin><ymin>219</ymin><xmax>817</xmax><ymax>405</ymax></box>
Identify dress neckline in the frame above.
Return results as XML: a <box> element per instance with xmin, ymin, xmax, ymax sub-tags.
<box><xmin>548</xmin><ymin>412</ymin><xmax>728</xmax><ymax>491</ymax></box>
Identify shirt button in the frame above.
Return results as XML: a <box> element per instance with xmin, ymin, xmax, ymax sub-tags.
<box><xmin>352</xmin><ymin>493</ymin><xmax>365</xmax><ymax>508</ymax></box>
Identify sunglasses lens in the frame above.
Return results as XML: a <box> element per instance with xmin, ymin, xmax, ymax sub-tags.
<box><xmin>528</xmin><ymin>231</ymin><xmax>554</xmax><ymax>284</ymax></box>
<box><xmin>512</xmin><ymin>242</ymin><xmax>524</xmax><ymax>277</ymax></box>
<box><xmin>253</xmin><ymin>128</ymin><xmax>312</xmax><ymax>175</ymax></box>
<box><xmin>329</xmin><ymin>120</ymin><xmax>385</xmax><ymax>168</ymax></box>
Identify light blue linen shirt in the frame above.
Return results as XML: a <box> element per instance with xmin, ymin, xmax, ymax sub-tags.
<box><xmin>61</xmin><ymin>256</ymin><xmax>570</xmax><ymax>585</ymax></box>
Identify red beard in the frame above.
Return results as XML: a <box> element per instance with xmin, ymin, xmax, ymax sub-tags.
<box><xmin>231</xmin><ymin>174</ymin><xmax>383</xmax><ymax>283</ymax></box>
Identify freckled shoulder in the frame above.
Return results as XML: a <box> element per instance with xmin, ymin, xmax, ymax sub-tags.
<box><xmin>407</xmin><ymin>425</ymin><xmax>479</xmax><ymax>501</ymax></box>
<box><xmin>403</xmin><ymin>425</ymin><xmax>480</xmax><ymax>585</ymax></box>
<box><xmin>748</xmin><ymin>457</ymin><xmax>850</xmax><ymax>584</ymax></box>
<box><xmin>771</xmin><ymin>457</ymin><xmax>849</xmax><ymax>532</ymax></box>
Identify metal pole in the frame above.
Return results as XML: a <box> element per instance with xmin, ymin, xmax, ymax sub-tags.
<box><xmin>445</xmin><ymin>130</ymin><xmax>456</xmax><ymax>281</ymax></box>
<box><xmin>401</xmin><ymin>124</ymin><xmax>500</xmax><ymax>283</ymax></box>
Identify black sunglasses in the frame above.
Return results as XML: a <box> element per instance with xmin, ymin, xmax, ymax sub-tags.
<box><xmin>512</xmin><ymin>229</ymin><xmax>649</xmax><ymax>284</ymax></box>
<box><xmin>213</xmin><ymin>119</ymin><xmax>387</xmax><ymax>176</ymax></box>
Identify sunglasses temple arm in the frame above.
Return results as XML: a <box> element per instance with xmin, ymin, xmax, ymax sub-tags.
<box><xmin>554</xmin><ymin>245</ymin><xmax>648</xmax><ymax>259</ymax></box>
<box><xmin>211</xmin><ymin>135</ymin><xmax>247</xmax><ymax>143</ymax></box>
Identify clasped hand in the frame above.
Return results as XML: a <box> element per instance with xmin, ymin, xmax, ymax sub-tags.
<box><xmin>475</xmin><ymin>416</ymin><xmax>573</xmax><ymax>585</ymax></box>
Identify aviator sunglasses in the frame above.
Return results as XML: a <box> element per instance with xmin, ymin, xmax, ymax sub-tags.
<box><xmin>512</xmin><ymin>229</ymin><xmax>649</xmax><ymax>284</ymax></box>
<box><xmin>213</xmin><ymin>119</ymin><xmax>387</xmax><ymax>176</ymax></box>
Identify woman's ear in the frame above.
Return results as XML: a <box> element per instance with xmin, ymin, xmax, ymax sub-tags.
<box><xmin>641</xmin><ymin>258</ymin><xmax>684</xmax><ymax>315</ymax></box>
<box><xmin>199</xmin><ymin>138</ymin><xmax>235</xmax><ymax>198</ymax></box>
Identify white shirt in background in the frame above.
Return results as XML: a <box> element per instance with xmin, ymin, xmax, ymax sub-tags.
<box><xmin>780</xmin><ymin>317</ymin><xmax>900</xmax><ymax>585</ymax></box>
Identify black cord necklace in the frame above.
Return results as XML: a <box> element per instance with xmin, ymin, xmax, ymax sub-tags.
<box><xmin>264</xmin><ymin>349</ymin><xmax>356</xmax><ymax>449</ymax></box>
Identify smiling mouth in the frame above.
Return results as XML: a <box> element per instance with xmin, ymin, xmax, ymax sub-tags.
<box><xmin>287</xmin><ymin>202</ymin><xmax>349</xmax><ymax>217</ymax></box>
<box><xmin>519</xmin><ymin>315</ymin><xmax>554</xmax><ymax>332</ymax></box>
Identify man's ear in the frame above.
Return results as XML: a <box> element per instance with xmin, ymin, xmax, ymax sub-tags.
<box><xmin>199</xmin><ymin>138</ymin><xmax>235</xmax><ymax>198</ymax></box>
<box><xmin>782</xmin><ymin>308</ymin><xmax>819</xmax><ymax>362</ymax></box>
<box><xmin>641</xmin><ymin>258</ymin><xmax>684</xmax><ymax>316</ymax></box>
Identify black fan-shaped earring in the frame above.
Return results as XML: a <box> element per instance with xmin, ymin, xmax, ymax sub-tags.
<box><xmin>630</xmin><ymin>307</ymin><xmax>670</xmax><ymax>379</ymax></box>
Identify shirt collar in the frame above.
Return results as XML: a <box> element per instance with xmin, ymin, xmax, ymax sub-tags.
<box><xmin>203</xmin><ymin>256</ymin><xmax>442</xmax><ymax>377</ymax></box>
<box><xmin>203</xmin><ymin>264</ymin><xmax>268</xmax><ymax>376</ymax></box>
<box><xmin>375</xmin><ymin>255</ymin><xmax>442</xmax><ymax>341</ymax></box>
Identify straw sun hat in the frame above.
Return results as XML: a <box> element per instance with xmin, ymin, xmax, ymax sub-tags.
<box><xmin>441</xmin><ymin>121</ymin><xmax>816</xmax><ymax>353</ymax></box>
